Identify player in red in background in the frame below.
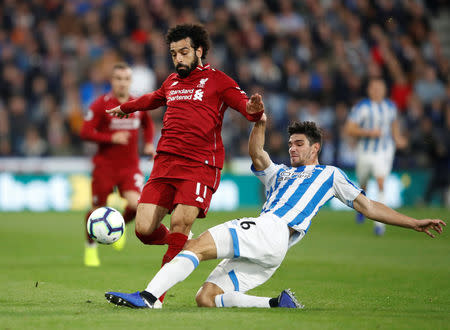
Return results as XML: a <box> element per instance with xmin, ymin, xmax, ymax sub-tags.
<box><xmin>81</xmin><ymin>62</ymin><xmax>156</xmax><ymax>267</ymax></box>
<box><xmin>106</xmin><ymin>24</ymin><xmax>264</xmax><ymax>304</ymax></box>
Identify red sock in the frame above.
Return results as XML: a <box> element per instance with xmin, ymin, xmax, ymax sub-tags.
<box><xmin>159</xmin><ymin>232</ymin><xmax>188</xmax><ymax>302</ymax></box>
<box><xmin>122</xmin><ymin>206</ymin><xmax>136</xmax><ymax>224</ymax></box>
<box><xmin>85</xmin><ymin>209</ymin><xmax>95</xmax><ymax>243</ymax></box>
<box><xmin>135</xmin><ymin>224</ymin><xmax>169</xmax><ymax>245</ymax></box>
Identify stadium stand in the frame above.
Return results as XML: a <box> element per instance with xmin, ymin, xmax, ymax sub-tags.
<box><xmin>0</xmin><ymin>0</ymin><xmax>448</xmax><ymax>175</ymax></box>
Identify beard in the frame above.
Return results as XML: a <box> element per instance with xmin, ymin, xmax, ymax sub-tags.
<box><xmin>176</xmin><ymin>55</ymin><xmax>199</xmax><ymax>78</ymax></box>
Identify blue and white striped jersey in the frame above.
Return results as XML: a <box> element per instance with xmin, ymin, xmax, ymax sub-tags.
<box><xmin>348</xmin><ymin>98</ymin><xmax>397</xmax><ymax>154</ymax></box>
<box><xmin>252</xmin><ymin>162</ymin><xmax>362</xmax><ymax>235</ymax></box>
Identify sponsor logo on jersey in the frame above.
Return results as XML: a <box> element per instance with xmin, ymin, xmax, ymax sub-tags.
<box><xmin>170</xmin><ymin>81</ymin><xmax>179</xmax><ymax>87</ymax></box>
<box><xmin>167</xmin><ymin>87</ymin><xmax>204</xmax><ymax>102</ymax></box>
<box><xmin>277</xmin><ymin>170</ymin><xmax>313</xmax><ymax>181</ymax></box>
<box><xmin>167</xmin><ymin>88</ymin><xmax>195</xmax><ymax>102</ymax></box>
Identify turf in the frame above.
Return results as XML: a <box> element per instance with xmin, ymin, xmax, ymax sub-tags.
<box><xmin>1</xmin><ymin>208</ymin><xmax>449</xmax><ymax>329</ymax></box>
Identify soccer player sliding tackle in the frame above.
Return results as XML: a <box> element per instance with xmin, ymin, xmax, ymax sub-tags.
<box><xmin>105</xmin><ymin>114</ymin><xmax>445</xmax><ymax>308</ymax></box>
<box><xmin>106</xmin><ymin>24</ymin><xmax>264</xmax><ymax>304</ymax></box>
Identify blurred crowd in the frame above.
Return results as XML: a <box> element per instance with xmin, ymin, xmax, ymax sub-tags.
<box><xmin>0</xmin><ymin>0</ymin><xmax>449</xmax><ymax>173</ymax></box>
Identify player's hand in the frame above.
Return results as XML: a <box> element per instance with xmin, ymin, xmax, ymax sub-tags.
<box><xmin>413</xmin><ymin>219</ymin><xmax>446</xmax><ymax>238</ymax></box>
<box><xmin>143</xmin><ymin>143</ymin><xmax>156</xmax><ymax>158</ymax></box>
<box><xmin>106</xmin><ymin>106</ymin><xmax>129</xmax><ymax>118</ymax></box>
<box><xmin>111</xmin><ymin>131</ymin><xmax>130</xmax><ymax>145</ymax></box>
<box><xmin>246</xmin><ymin>93</ymin><xmax>264</xmax><ymax>115</ymax></box>
<box><xmin>259</xmin><ymin>113</ymin><xmax>267</xmax><ymax>123</ymax></box>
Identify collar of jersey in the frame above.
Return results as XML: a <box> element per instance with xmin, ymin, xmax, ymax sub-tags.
<box><xmin>195</xmin><ymin>63</ymin><xmax>211</xmax><ymax>71</ymax></box>
<box><xmin>292</xmin><ymin>164</ymin><xmax>322</xmax><ymax>172</ymax></box>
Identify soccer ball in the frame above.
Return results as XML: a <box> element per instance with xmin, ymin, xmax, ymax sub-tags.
<box><xmin>87</xmin><ymin>207</ymin><xmax>125</xmax><ymax>244</ymax></box>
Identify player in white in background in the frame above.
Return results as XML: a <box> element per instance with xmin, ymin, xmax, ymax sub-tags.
<box><xmin>345</xmin><ymin>78</ymin><xmax>407</xmax><ymax>235</ymax></box>
<box><xmin>104</xmin><ymin>115</ymin><xmax>445</xmax><ymax>309</ymax></box>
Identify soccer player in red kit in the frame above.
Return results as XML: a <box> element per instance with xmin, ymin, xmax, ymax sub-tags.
<box><xmin>106</xmin><ymin>24</ymin><xmax>264</xmax><ymax>303</ymax></box>
<box><xmin>81</xmin><ymin>62</ymin><xmax>156</xmax><ymax>267</ymax></box>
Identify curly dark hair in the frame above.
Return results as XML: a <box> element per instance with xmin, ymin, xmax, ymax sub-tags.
<box><xmin>166</xmin><ymin>24</ymin><xmax>210</xmax><ymax>59</ymax></box>
<box><xmin>288</xmin><ymin>121</ymin><xmax>323</xmax><ymax>150</ymax></box>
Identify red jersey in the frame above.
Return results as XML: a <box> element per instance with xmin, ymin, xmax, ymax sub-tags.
<box><xmin>120</xmin><ymin>64</ymin><xmax>263</xmax><ymax>169</ymax></box>
<box><xmin>80</xmin><ymin>93</ymin><xmax>154</xmax><ymax>167</ymax></box>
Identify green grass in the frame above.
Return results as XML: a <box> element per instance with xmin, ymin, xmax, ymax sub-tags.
<box><xmin>1</xmin><ymin>208</ymin><xmax>449</xmax><ymax>329</ymax></box>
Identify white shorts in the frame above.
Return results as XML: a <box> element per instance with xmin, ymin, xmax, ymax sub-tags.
<box><xmin>205</xmin><ymin>214</ymin><xmax>290</xmax><ymax>293</ymax></box>
<box><xmin>356</xmin><ymin>151</ymin><xmax>394</xmax><ymax>185</ymax></box>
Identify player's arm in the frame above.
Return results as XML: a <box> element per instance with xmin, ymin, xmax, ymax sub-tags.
<box><xmin>344</xmin><ymin>121</ymin><xmax>381</xmax><ymax>138</ymax></box>
<box><xmin>219</xmin><ymin>73</ymin><xmax>264</xmax><ymax>122</ymax></box>
<box><xmin>248</xmin><ymin>113</ymin><xmax>271</xmax><ymax>171</ymax></box>
<box><xmin>353</xmin><ymin>193</ymin><xmax>446</xmax><ymax>238</ymax></box>
<box><xmin>80</xmin><ymin>102</ymin><xmax>129</xmax><ymax>144</ymax></box>
<box><xmin>141</xmin><ymin>112</ymin><xmax>156</xmax><ymax>158</ymax></box>
<box><xmin>106</xmin><ymin>87</ymin><xmax>166</xmax><ymax>117</ymax></box>
<box><xmin>391</xmin><ymin>119</ymin><xmax>408</xmax><ymax>149</ymax></box>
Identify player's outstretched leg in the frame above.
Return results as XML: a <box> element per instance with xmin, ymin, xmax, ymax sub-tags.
<box><xmin>211</xmin><ymin>289</ymin><xmax>304</xmax><ymax>309</ymax></box>
<box><xmin>105</xmin><ymin>250</ymin><xmax>200</xmax><ymax>308</ymax></box>
<box><xmin>105</xmin><ymin>231</ymin><xmax>215</xmax><ymax>308</ymax></box>
<box><xmin>158</xmin><ymin>204</ymin><xmax>198</xmax><ymax>302</ymax></box>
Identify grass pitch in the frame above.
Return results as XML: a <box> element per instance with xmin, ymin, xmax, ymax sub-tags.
<box><xmin>1</xmin><ymin>208</ymin><xmax>449</xmax><ymax>329</ymax></box>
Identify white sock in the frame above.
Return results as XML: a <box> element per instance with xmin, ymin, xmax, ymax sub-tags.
<box><xmin>215</xmin><ymin>292</ymin><xmax>271</xmax><ymax>308</ymax></box>
<box><xmin>375</xmin><ymin>189</ymin><xmax>386</xmax><ymax>228</ymax></box>
<box><xmin>145</xmin><ymin>250</ymin><xmax>199</xmax><ymax>299</ymax></box>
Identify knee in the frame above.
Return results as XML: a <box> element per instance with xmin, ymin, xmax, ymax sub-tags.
<box><xmin>134</xmin><ymin>210</ymin><xmax>151</xmax><ymax>235</ymax></box>
<box><xmin>195</xmin><ymin>290</ymin><xmax>216</xmax><ymax>307</ymax></box>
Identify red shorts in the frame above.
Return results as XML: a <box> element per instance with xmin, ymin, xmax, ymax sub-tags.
<box><xmin>91</xmin><ymin>165</ymin><xmax>144</xmax><ymax>206</ymax></box>
<box><xmin>138</xmin><ymin>153</ymin><xmax>221</xmax><ymax>218</ymax></box>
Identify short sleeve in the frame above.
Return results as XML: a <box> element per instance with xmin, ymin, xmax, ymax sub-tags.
<box><xmin>251</xmin><ymin>162</ymin><xmax>286</xmax><ymax>192</ymax></box>
<box><xmin>333</xmin><ymin>168</ymin><xmax>364</xmax><ymax>209</ymax></box>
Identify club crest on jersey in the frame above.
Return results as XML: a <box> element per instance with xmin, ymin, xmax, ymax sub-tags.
<box><xmin>197</xmin><ymin>78</ymin><xmax>208</xmax><ymax>88</ymax></box>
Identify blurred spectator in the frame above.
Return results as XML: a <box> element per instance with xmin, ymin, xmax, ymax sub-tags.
<box><xmin>423</xmin><ymin>107</ymin><xmax>450</xmax><ymax>206</ymax></box>
<box><xmin>0</xmin><ymin>107</ymin><xmax>10</xmax><ymax>155</ymax></box>
<box><xmin>8</xmin><ymin>94</ymin><xmax>28</xmax><ymax>155</ymax></box>
<box><xmin>20</xmin><ymin>125</ymin><xmax>48</xmax><ymax>157</ymax></box>
<box><xmin>0</xmin><ymin>0</ymin><xmax>447</xmax><ymax>176</ymax></box>
<box><xmin>414</xmin><ymin>65</ymin><xmax>446</xmax><ymax>105</ymax></box>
